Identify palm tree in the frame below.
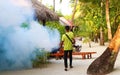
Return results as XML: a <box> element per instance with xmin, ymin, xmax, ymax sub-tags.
<box><xmin>87</xmin><ymin>23</ymin><xmax>120</xmax><ymax>74</ymax></box>
<box><xmin>100</xmin><ymin>0</ymin><xmax>105</xmax><ymax>45</ymax></box>
<box><xmin>106</xmin><ymin>0</ymin><xmax>112</xmax><ymax>41</ymax></box>
<box><xmin>71</xmin><ymin>0</ymin><xmax>78</xmax><ymax>23</ymax></box>
<box><xmin>83</xmin><ymin>37</ymin><xmax>91</xmax><ymax>48</ymax></box>
<box><xmin>87</xmin><ymin>0</ymin><xmax>120</xmax><ymax>74</ymax></box>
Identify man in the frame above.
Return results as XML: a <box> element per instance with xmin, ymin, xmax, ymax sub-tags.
<box><xmin>60</xmin><ymin>26</ymin><xmax>75</xmax><ymax>71</ymax></box>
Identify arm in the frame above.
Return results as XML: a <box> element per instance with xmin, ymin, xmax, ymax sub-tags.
<box><xmin>71</xmin><ymin>31</ymin><xmax>75</xmax><ymax>44</ymax></box>
<box><xmin>72</xmin><ymin>38</ymin><xmax>75</xmax><ymax>44</ymax></box>
<box><xmin>60</xmin><ymin>41</ymin><xmax>63</xmax><ymax>48</ymax></box>
<box><xmin>59</xmin><ymin>41</ymin><xmax>64</xmax><ymax>53</ymax></box>
<box><xmin>60</xmin><ymin>34</ymin><xmax>64</xmax><ymax>48</ymax></box>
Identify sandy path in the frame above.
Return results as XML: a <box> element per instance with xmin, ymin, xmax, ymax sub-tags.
<box><xmin>1</xmin><ymin>42</ymin><xmax>120</xmax><ymax>75</ymax></box>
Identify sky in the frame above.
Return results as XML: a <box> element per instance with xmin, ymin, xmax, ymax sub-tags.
<box><xmin>41</xmin><ymin>0</ymin><xmax>72</xmax><ymax>15</ymax></box>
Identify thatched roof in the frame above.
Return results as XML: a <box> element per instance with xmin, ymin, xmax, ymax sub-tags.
<box><xmin>59</xmin><ymin>17</ymin><xmax>73</xmax><ymax>27</ymax></box>
<box><xmin>31</xmin><ymin>0</ymin><xmax>59</xmax><ymax>23</ymax></box>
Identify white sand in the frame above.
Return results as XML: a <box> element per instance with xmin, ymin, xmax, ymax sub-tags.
<box><xmin>0</xmin><ymin>42</ymin><xmax>120</xmax><ymax>75</ymax></box>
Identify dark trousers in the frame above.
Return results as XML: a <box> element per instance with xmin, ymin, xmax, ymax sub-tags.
<box><xmin>64</xmin><ymin>50</ymin><xmax>73</xmax><ymax>68</ymax></box>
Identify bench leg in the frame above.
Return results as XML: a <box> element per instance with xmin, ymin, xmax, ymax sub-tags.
<box><xmin>55</xmin><ymin>55</ymin><xmax>59</xmax><ymax>60</ymax></box>
<box><xmin>90</xmin><ymin>54</ymin><xmax>92</xmax><ymax>58</ymax></box>
<box><xmin>87</xmin><ymin>54</ymin><xmax>89</xmax><ymax>59</ymax></box>
<box><xmin>82</xmin><ymin>54</ymin><xmax>86</xmax><ymax>59</ymax></box>
<box><xmin>55</xmin><ymin>54</ymin><xmax>63</xmax><ymax>60</ymax></box>
<box><xmin>87</xmin><ymin>54</ymin><xmax>92</xmax><ymax>59</ymax></box>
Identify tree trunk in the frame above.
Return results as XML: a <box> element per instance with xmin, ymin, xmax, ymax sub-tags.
<box><xmin>99</xmin><ymin>0</ymin><xmax>105</xmax><ymax>46</ymax></box>
<box><xmin>106</xmin><ymin>0</ymin><xmax>112</xmax><ymax>41</ymax></box>
<box><xmin>53</xmin><ymin>0</ymin><xmax>55</xmax><ymax>12</ymax></box>
<box><xmin>100</xmin><ymin>27</ymin><xmax>104</xmax><ymax>45</ymax></box>
<box><xmin>71</xmin><ymin>0</ymin><xmax>78</xmax><ymax>23</ymax></box>
<box><xmin>42</xmin><ymin>19</ymin><xmax>46</xmax><ymax>26</ymax></box>
<box><xmin>113</xmin><ymin>13</ymin><xmax>120</xmax><ymax>35</ymax></box>
<box><xmin>87</xmin><ymin>24</ymin><xmax>120</xmax><ymax>75</ymax></box>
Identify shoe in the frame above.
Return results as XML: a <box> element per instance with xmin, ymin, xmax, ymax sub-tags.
<box><xmin>64</xmin><ymin>68</ymin><xmax>67</xmax><ymax>71</ymax></box>
<box><xmin>70</xmin><ymin>66</ymin><xmax>73</xmax><ymax>68</ymax></box>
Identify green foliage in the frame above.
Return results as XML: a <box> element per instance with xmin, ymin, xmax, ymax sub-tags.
<box><xmin>21</xmin><ymin>22</ymin><xmax>29</xmax><ymax>29</ymax></box>
<box><xmin>83</xmin><ymin>37</ymin><xmax>91</xmax><ymax>44</ymax></box>
<box><xmin>46</xmin><ymin>21</ymin><xmax>65</xmax><ymax>38</ymax></box>
<box><xmin>79</xmin><ymin>0</ymin><xmax>101</xmax><ymax>5</ymax></box>
<box><xmin>109</xmin><ymin>0</ymin><xmax>120</xmax><ymax>36</ymax></box>
<box><xmin>56</xmin><ymin>11</ymin><xmax>64</xmax><ymax>17</ymax></box>
<box><xmin>73</xmin><ymin>0</ymin><xmax>107</xmax><ymax>41</ymax></box>
<box><xmin>32</xmin><ymin>48</ymin><xmax>50</xmax><ymax>68</ymax></box>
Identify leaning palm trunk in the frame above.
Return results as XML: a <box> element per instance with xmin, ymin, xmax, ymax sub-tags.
<box><xmin>87</xmin><ymin>24</ymin><xmax>120</xmax><ymax>75</ymax></box>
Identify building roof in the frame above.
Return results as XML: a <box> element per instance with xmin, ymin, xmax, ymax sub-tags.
<box><xmin>59</xmin><ymin>17</ymin><xmax>73</xmax><ymax>27</ymax></box>
<box><xmin>32</xmin><ymin>0</ymin><xmax>59</xmax><ymax>22</ymax></box>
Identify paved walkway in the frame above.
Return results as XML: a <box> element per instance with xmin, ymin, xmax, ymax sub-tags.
<box><xmin>1</xmin><ymin>42</ymin><xmax>120</xmax><ymax>75</ymax></box>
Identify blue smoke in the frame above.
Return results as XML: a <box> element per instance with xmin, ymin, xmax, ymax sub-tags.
<box><xmin>0</xmin><ymin>0</ymin><xmax>60</xmax><ymax>71</ymax></box>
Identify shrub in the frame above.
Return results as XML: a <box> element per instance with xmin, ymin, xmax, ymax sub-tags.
<box><xmin>32</xmin><ymin>48</ymin><xmax>50</xmax><ymax>68</ymax></box>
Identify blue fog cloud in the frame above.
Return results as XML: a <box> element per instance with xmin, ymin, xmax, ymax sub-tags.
<box><xmin>0</xmin><ymin>0</ymin><xmax>60</xmax><ymax>70</ymax></box>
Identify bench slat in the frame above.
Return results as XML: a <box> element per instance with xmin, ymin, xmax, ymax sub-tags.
<box><xmin>50</xmin><ymin>52</ymin><xmax>96</xmax><ymax>59</ymax></box>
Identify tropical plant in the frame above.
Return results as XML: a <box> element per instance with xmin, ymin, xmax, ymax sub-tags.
<box><xmin>46</xmin><ymin>21</ymin><xmax>65</xmax><ymax>38</ymax></box>
<box><xmin>32</xmin><ymin>48</ymin><xmax>50</xmax><ymax>68</ymax></box>
<box><xmin>86</xmin><ymin>0</ymin><xmax>120</xmax><ymax>74</ymax></box>
<box><xmin>83</xmin><ymin>37</ymin><xmax>91</xmax><ymax>47</ymax></box>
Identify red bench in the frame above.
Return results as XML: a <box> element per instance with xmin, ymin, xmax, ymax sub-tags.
<box><xmin>50</xmin><ymin>52</ymin><xmax>64</xmax><ymax>60</ymax></box>
<box><xmin>50</xmin><ymin>50</ymin><xmax>96</xmax><ymax>59</ymax></box>
<box><xmin>72</xmin><ymin>52</ymin><xmax>96</xmax><ymax>59</ymax></box>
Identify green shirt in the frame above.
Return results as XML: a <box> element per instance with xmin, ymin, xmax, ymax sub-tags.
<box><xmin>62</xmin><ymin>31</ymin><xmax>74</xmax><ymax>51</ymax></box>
